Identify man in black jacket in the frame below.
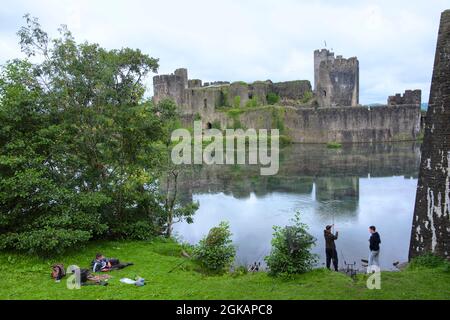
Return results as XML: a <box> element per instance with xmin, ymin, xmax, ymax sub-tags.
<box><xmin>368</xmin><ymin>226</ymin><xmax>381</xmax><ymax>268</ymax></box>
<box><xmin>324</xmin><ymin>225</ymin><xmax>339</xmax><ymax>271</ymax></box>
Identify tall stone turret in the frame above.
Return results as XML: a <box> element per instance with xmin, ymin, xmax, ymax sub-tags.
<box><xmin>314</xmin><ymin>49</ymin><xmax>359</xmax><ymax>107</ymax></box>
<box><xmin>153</xmin><ymin>68</ymin><xmax>188</xmax><ymax>106</ymax></box>
<box><xmin>409</xmin><ymin>10</ymin><xmax>450</xmax><ymax>261</ymax></box>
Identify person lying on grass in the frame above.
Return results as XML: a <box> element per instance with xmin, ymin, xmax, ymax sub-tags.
<box><xmin>91</xmin><ymin>253</ymin><xmax>133</xmax><ymax>272</ymax></box>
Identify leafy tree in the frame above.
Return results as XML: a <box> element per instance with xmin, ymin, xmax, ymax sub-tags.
<box><xmin>153</xmin><ymin>98</ymin><xmax>198</xmax><ymax>237</ymax></box>
<box><xmin>265</xmin><ymin>212</ymin><xmax>317</xmax><ymax>276</ymax></box>
<box><xmin>0</xmin><ymin>15</ymin><xmax>198</xmax><ymax>254</ymax></box>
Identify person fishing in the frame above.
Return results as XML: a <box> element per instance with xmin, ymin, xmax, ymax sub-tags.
<box><xmin>324</xmin><ymin>224</ymin><xmax>339</xmax><ymax>271</ymax></box>
<box><xmin>368</xmin><ymin>226</ymin><xmax>381</xmax><ymax>269</ymax></box>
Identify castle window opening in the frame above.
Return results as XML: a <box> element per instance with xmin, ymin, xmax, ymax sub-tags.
<box><xmin>323</xmin><ymin>90</ymin><xmax>327</xmax><ymax>97</ymax></box>
<box><xmin>248</xmin><ymin>93</ymin><xmax>253</xmax><ymax>99</ymax></box>
<box><xmin>206</xmin><ymin>122</ymin><xmax>212</xmax><ymax>130</ymax></box>
<box><xmin>203</xmin><ymin>98</ymin><xmax>207</xmax><ymax>109</ymax></box>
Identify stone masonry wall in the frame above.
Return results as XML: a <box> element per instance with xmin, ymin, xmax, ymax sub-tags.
<box><xmin>185</xmin><ymin>104</ymin><xmax>421</xmax><ymax>143</ymax></box>
<box><xmin>153</xmin><ymin>69</ymin><xmax>313</xmax><ymax>111</ymax></box>
<box><xmin>388</xmin><ymin>90</ymin><xmax>422</xmax><ymax>106</ymax></box>
<box><xmin>409</xmin><ymin>10</ymin><xmax>450</xmax><ymax>260</ymax></box>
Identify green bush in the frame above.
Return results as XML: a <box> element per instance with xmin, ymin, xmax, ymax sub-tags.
<box><xmin>327</xmin><ymin>142</ymin><xmax>342</xmax><ymax>149</ymax></box>
<box><xmin>193</xmin><ymin>221</ymin><xmax>236</xmax><ymax>273</ymax></box>
<box><xmin>301</xmin><ymin>91</ymin><xmax>313</xmax><ymax>103</ymax></box>
<box><xmin>408</xmin><ymin>253</ymin><xmax>448</xmax><ymax>270</ymax></box>
<box><xmin>211</xmin><ymin>120</ymin><xmax>222</xmax><ymax>130</ymax></box>
<box><xmin>0</xmin><ymin>228</ymin><xmax>92</xmax><ymax>255</ymax></box>
<box><xmin>279</xmin><ymin>135</ymin><xmax>293</xmax><ymax>146</ymax></box>
<box><xmin>109</xmin><ymin>220</ymin><xmax>157</xmax><ymax>241</ymax></box>
<box><xmin>265</xmin><ymin>212</ymin><xmax>317</xmax><ymax>276</ymax></box>
<box><xmin>245</xmin><ymin>97</ymin><xmax>259</xmax><ymax>108</ymax></box>
<box><xmin>233</xmin><ymin>96</ymin><xmax>241</xmax><ymax>108</ymax></box>
<box><xmin>267</xmin><ymin>92</ymin><xmax>280</xmax><ymax>105</ymax></box>
<box><xmin>220</xmin><ymin>88</ymin><xmax>230</xmax><ymax>107</ymax></box>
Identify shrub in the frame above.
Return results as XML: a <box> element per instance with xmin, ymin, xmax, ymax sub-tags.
<box><xmin>279</xmin><ymin>135</ymin><xmax>293</xmax><ymax>146</ymax></box>
<box><xmin>408</xmin><ymin>253</ymin><xmax>448</xmax><ymax>270</ymax></box>
<box><xmin>109</xmin><ymin>220</ymin><xmax>157</xmax><ymax>240</ymax></box>
<box><xmin>301</xmin><ymin>91</ymin><xmax>313</xmax><ymax>103</ymax></box>
<box><xmin>267</xmin><ymin>92</ymin><xmax>280</xmax><ymax>105</ymax></box>
<box><xmin>233</xmin><ymin>96</ymin><xmax>241</xmax><ymax>108</ymax></box>
<box><xmin>265</xmin><ymin>212</ymin><xmax>317</xmax><ymax>276</ymax></box>
<box><xmin>211</xmin><ymin>120</ymin><xmax>222</xmax><ymax>130</ymax></box>
<box><xmin>220</xmin><ymin>88</ymin><xmax>230</xmax><ymax>107</ymax></box>
<box><xmin>0</xmin><ymin>228</ymin><xmax>92</xmax><ymax>255</ymax></box>
<box><xmin>245</xmin><ymin>97</ymin><xmax>259</xmax><ymax>108</ymax></box>
<box><xmin>327</xmin><ymin>141</ymin><xmax>342</xmax><ymax>149</ymax></box>
<box><xmin>193</xmin><ymin>221</ymin><xmax>236</xmax><ymax>273</ymax></box>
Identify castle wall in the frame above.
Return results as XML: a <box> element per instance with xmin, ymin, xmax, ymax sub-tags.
<box><xmin>189</xmin><ymin>104</ymin><xmax>420</xmax><ymax>143</ymax></box>
<box><xmin>185</xmin><ymin>87</ymin><xmax>223</xmax><ymax>116</ymax></box>
<box><xmin>388</xmin><ymin>89</ymin><xmax>421</xmax><ymax>106</ymax></box>
<box><xmin>409</xmin><ymin>10</ymin><xmax>450</xmax><ymax>260</ymax></box>
<box><xmin>272</xmin><ymin>80</ymin><xmax>312</xmax><ymax>101</ymax></box>
<box><xmin>229</xmin><ymin>82</ymin><xmax>250</xmax><ymax>107</ymax></box>
<box><xmin>153</xmin><ymin>69</ymin><xmax>313</xmax><ymax>111</ymax></box>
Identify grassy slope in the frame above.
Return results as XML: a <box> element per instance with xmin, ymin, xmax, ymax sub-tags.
<box><xmin>0</xmin><ymin>240</ymin><xmax>448</xmax><ymax>300</ymax></box>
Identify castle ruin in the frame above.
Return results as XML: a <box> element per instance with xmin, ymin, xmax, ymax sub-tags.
<box><xmin>314</xmin><ymin>49</ymin><xmax>359</xmax><ymax>107</ymax></box>
<box><xmin>388</xmin><ymin>90</ymin><xmax>422</xmax><ymax>106</ymax></box>
<box><xmin>153</xmin><ymin>69</ymin><xmax>312</xmax><ymax>116</ymax></box>
<box><xmin>153</xmin><ymin>49</ymin><xmax>421</xmax><ymax>144</ymax></box>
<box><xmin>153</xmin><ymin>49</ymin><xmax>361</xmax><ymax>111</ymax></box>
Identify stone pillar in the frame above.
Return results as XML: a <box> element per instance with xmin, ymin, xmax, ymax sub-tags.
<box><xmin>409</xmin><ymin>9</ymin><xmax>450</xmax><ymax>260</ymax></box>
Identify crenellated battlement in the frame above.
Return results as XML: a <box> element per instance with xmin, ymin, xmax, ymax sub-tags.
<box><xmin>314</xmin><ymin>49</ymin><xmax>359</xmax><ymax>107</ymax></box>
<box><xmin>388</xmin><ymin>89</ymin><xmax>421</xmax><ymax>106</ymax></box>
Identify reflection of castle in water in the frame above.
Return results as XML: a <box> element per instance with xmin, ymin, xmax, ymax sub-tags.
<box><xmin>176</xmin><ymin>142</ymin><xmax>421</xmax><ymax>216</ymax></box>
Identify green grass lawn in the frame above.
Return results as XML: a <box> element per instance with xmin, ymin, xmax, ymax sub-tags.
<box><xmin>0</xmin><ymin>240</ymin><xmax>449</xmax><ymax>300</ymax></box>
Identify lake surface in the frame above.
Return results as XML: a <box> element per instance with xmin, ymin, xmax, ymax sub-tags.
<box><xmin>173</xmin><ymin>142</ymin><xmax>421</xmax><ymax>270</ymax></box>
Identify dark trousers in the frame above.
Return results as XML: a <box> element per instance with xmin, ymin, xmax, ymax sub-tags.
<box><xmin>326</xmin><ymin>248</ymin><xmax>338</xmax><ymax>271</ymax></box>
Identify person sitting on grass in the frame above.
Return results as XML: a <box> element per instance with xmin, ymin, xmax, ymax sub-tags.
<box><xmin>92</xmin><ymin>253</ymin><xmax>133</xmax><ymax>272</ymax></box>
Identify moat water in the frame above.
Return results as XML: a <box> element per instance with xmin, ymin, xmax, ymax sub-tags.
<box><xmin>173</xmin><ymin>142</ymin><xmax>421</xmax><ymax>270</ymax></box>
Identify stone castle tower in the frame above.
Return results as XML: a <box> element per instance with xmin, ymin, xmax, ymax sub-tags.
<box><xmin>153</xmin><ymin>68</ymin><xmax>188</xmax><ymax>107</ymax></box>
<box><xmin>314</xmin><ymin>49</ymin><xmax>359</xmax><ymax>107</ymax></box>
<box><xmin>409</xmin><ymin>10</ymin><xmax>450</xmax><ymax>261</ymax></box>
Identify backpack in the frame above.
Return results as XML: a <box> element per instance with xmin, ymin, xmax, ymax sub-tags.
<box><xmin>51</xmin><ymin>263</ymin><xmax>66</xmax><ymax>281</ymax></box>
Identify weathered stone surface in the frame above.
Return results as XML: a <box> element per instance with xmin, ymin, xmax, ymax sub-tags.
<box><xmin>229</xmin><ymin>82</ymin><xmax>250</xmax><ymax>107</ymax></box>
<box><xmin>184</xmin><ymin>104</ymin><xmax>420</xmax><ymax>143</ymax></box>
<box><xmin>153</xmin><ymin>69</ymin><xmax>313</xmax><ymax>111</ymax></box>
<box><xmin>314</xmin><ymin>49</ymin><xmax>359</xmax><ymax>107</ymax></box>
<box><xmin>272</xmin><ymin>80</ymin><xmax>311</xmax><ymax>101</ymax></box>
<box><xmin>388</xmin><ymin>90</ymin><xmax>421</xmax><ymax>106</ymax></box>
<box><xmin>153</xmin><ymin>68</ymin><xmax>188</xmax><ymax>106</ymax></box>
<box><xmin>409</xmin><ymin>10</ymin><xmax>450</xmax><ymax>260</ymax></box>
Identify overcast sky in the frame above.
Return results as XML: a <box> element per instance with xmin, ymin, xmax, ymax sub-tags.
<box><xmin>0</xmin><ymin>0</ymin><xmax>448</xmax><ymax>104</ymax></box>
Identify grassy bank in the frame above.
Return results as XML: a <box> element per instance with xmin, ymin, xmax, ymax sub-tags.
<box><xmin>0</xmin><ymin>240</ymin><xmax>448</xmax><ymax>300</ymax></box>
